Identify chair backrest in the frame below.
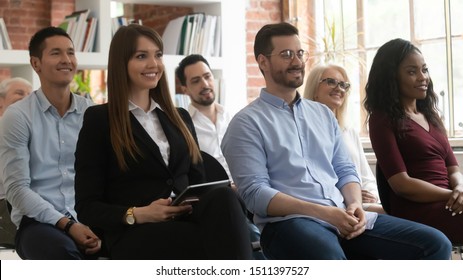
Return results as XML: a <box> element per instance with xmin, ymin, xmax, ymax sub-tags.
<box><xmin>375</xmin><ymin>164</ymin><xmax>391</xmax><ymax>214</ymax></box>
<box><xmin>200</xmin><ymin>151</ymin><xmax>264</xmax><ymax>257</ymax></box>
<box><xmin>200</xmin><ymin>151</ymin><xmax>229</xmax><ymax>182</ymax></box>
<box><xmin>0</xmin><ymin>200</ymin><xmax>16</xmax><ymax>249</ymax></box>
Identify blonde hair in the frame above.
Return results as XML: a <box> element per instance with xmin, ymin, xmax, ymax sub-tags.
<box><xmin>0</xmin><ymin>77</ymin><xmax>32</xmax><ymax>98</ymax></box>
<box><xmin>303</xmin><ymin>64</ymin><xmax>350</xmax><ymax>130</ymax></box>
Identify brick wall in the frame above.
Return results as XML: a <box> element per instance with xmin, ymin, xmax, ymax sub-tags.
<box><xmin>131</xmin><ymin>4</ymin><xmax>192</xmax><ymax>36</ymax></box>
<box><xmin>245</xmin><ymin>0</ymin><xmax>281</xmax><ymax>103</ymax></box>
<box><xmin>0</xmin><ymin>0</ymin><xmax>285</xmax><ymax>104</ymax></box>
<box><xmin>0</xmin><ymin>0</ymin><xmax>74</xmax><ymax>79</ymax></box>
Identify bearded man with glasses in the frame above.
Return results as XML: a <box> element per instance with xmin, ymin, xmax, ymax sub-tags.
<box><xmin>221</xmin><ymin>22</ymin><xmax>451</xmax><ymax>260</ymax></box>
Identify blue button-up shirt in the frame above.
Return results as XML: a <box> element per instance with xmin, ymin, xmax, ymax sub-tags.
<box><xmin>0</xmin><ymin>89</ymin><xmax>93</xmax><ymax>226</ymax></box>
<box><xmin>222</xmin><ymin>89</ymin><xmax>377</xmax><ymax>231</ymax></box>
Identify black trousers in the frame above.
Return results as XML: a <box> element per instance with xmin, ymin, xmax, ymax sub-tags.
<box><xmin>110</xmin><ymin>186</ymin><xmax>253</xmax><ymax>259</ymax></box>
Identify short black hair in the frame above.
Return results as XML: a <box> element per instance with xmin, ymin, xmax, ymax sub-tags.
<box><xmin>254</xmin><ymin>22</ymin><xmax>299</xmax><ymax>61</ymax></box>
<box><xmin>175</xmin><ymin>54</ymin><xmax>211</xmax><ymax>86</ymax></box>
<box><xmin>29</xmin><ymin>26</ymin><xmax>73</xmax><ymax>58</ymax></box>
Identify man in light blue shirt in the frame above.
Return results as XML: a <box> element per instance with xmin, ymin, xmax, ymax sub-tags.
<box><xmin>0</xmin><ymin>27</ymin><xmax>100</xmax><ymax>259</ymax></box>
<box><xmin>221</xmin><ymin>22</ymin><xmax>451</xmax><ymax>259</ymax></box>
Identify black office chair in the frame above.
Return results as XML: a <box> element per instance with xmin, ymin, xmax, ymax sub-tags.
<box><xmin>375</xmin><ymin>164</ymin><xmax>391</xmax><ymax>214</ymax></box>
<box><xmin>200</xmin><ymin>151</ymin><xmax>264</xmax><ymax>256</ymax></box>
<box><xmin>0</xmin><ymin>199</ymin><xmax>16</xmax><ymax>250</ymax></box>
<box><xmin>200</xmin><ymin>151</ymin><xmax>229</xmax><ymax>183</ymax></box>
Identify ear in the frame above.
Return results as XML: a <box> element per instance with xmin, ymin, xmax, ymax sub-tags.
<box><xmin>30</xmin><ymin>57</ymin><xmax>41</xmax><ymax>73</ymax></box>
<box><xmin>180</xmin><ymin>85</ymin><xmax>190</xmax><ymax>96</ymax></box>
<box><xmin>257</xmin><ymin>54</ymin><xmax>269</xmax><ymax>73</ymax></box>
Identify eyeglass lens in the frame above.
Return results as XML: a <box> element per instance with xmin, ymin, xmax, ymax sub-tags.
<box><xmin>281</xmin><ymin>50</ymin><xmax>309</xmax><ymax>62</ymax></box>
<box><xmin>324</xmin><ymin>78</ymin><xmax>350</xmax><ymax>90</ymax></box>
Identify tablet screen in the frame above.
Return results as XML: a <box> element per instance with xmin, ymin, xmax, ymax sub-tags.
<box><xmin>171</xmin><ymin>179</ymin><xmax>231</xmax><ymax>206</ymax></box>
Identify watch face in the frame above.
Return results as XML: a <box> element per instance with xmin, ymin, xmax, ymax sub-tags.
<box><xmin>126</xmin><ymin>215</ymin><xmax>135</xmax><ymax>225</ymax></box>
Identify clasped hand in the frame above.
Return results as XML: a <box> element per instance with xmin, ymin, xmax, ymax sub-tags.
<box><xmin>446</xmin><ymin>184</ymin><xmax>463</xmax><ymax>216</ymax></box>
<box><xmin>326</xmin><ymin>204</ymin><xmax>366</xmax><ymax>240</ymax></box>
<box><xmin>68</xmin><ymin>223</ymin><xmax>101</xmax><ymax>255</ymax></box>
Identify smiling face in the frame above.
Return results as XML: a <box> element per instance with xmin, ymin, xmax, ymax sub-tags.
<box><xmin>182</xmin><ymin>61</ymin><xmax>215</xmax><ymax>106</ymax></box>
<box><xmin>127</xmin><ymin>36</ymin><xmax>164</xmax><ymax>95</ymax></box>
<box><xmin>315</xmin><ymin>68</ymin><xmax>349</xmax><ymax>112</ymax></box>
<box><xmin>30</xmin><ymin>35</ymin><xmax>77</xmax><ymax>88</ymax></box>
<box><xmin>397</xmin><ymin>50</ymin><xmax>429</xmax><ymax>103</ymax></box>
<box><xmin>263</xmin><ymin>35</ymin><xmax>306</xmax><ymax>90</ymax></box>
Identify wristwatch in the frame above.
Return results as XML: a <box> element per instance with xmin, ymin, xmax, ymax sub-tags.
<box><xmin>125</xmin><ymin>207</ymin><xmax>136</xmax><ymax>225</ymax></box>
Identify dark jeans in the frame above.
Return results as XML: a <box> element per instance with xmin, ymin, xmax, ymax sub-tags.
<box><xmin>15</xmin><ymin>216</ymin><xmax>83</xmax><ymax>260</ymax></box>
<box><xmin>261</xmin><ymin>214</ymin><xmax>452</xmax><ymax>260</ymax></box>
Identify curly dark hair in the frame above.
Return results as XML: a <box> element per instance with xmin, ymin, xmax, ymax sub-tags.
<box><xmin>363</xmin><ymin>38</ymin><xmax>444</xmax><ymax>134</ymax></box>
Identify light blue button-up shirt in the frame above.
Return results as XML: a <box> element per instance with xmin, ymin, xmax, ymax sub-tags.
<box><xmin>222</xmin><ymin>89</ymin><xmax>377</xmax><ymax>231</ymax></box>
<box><xmin>0</xmin><ymin>89</ymin><xmax>93</xmax><ymax>226</ymax></box>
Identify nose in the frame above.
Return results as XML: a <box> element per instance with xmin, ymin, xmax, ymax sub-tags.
<box><xmin>148</xmin><ymin>56</ymin><xmax>158</xmax><ymax>67</ymax></box>
<box><xmin>292</xmin><ymin>55</ymin><xmax>305</xmax><ymax>64</ymax></box>
<box><xmin>61</xmin><ymin>53</ymin><xmax>71</xmax><ymax>63</ymax></box>
<box><xmin>200</xmin><ymin>77</ymin><xmax>209</xmax><ymax>87</ymax></box>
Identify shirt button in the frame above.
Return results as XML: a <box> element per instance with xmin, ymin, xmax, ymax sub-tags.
<box><xmin>166</xmin><ymin>179</ymin><xmax>173</xmax><ymax>185</ymax></box>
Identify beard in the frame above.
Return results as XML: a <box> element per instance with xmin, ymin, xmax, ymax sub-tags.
<box><xmin>270</xmin><ymin>67</ymin><xmax>305</xmax><ymax>88</ymax></box>
<box><xmin>190</xmin><ymin>89</ymin><xmax>216</xmax><ymax>106</ymax></box>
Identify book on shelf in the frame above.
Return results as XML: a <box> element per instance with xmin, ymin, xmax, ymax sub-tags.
<box><xmin>175</xmin><ymin>93</ymin><xmax>191</xmax><ymax>109</ymax></box>
<box><xmin>213</xmin><ymin>16</ymin><xmax>222</xmax><ymax>57</ymax></box>
<box><xmin>58</xmin><ymin>9</ymin><xmax>97</xmax><ymax>52</ymax></box>
<box><xmin>73</xmin><ymin>9</ymin><xmax>91</xmax><ymax>52</ymax></box>
<box><xmin>111</xmin><ymin>17</ymin><xmax>143</xmax><ymax>36</ymax></box>
<box><xmin>82</xmin><ymin>17</ymin><xmax>98</xmax><ymax>52</ymax></box>
<box><xmin>162</xmin><ymin>16</ymin><xmax>184</xmax><ymax>54</ymax></box>
<box><xmin>162</xmin><ymin>13</ymin><xmax>221</xmax><ymax>57</ymax></box>
<box><xmin>214</xmin><ymin>78</ymin><xmax>224</xmax><ymax>105</ymax></box>
<box><xmin>0</xmin><ymin>18</ymin><xmax>12</xmax><ymax>50</ymax></box>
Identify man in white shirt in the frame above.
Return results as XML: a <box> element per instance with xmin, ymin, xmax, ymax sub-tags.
<box><xmin>176</xmin><ymin>54</ymin><xmax>264</xmax><ymax>259</ymax></box>
<box><xmin>175</xmin><ymin>54</ymin><xmax>232</xmax><ymax>179</ymax></box>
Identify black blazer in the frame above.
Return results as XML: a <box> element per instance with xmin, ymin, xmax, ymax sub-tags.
<box><xmin>74</xmin><ymin>104</ymin><xmax>205</xmax><ymax>246</ymax></box>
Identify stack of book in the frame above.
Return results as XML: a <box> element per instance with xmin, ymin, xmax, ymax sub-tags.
<box><xmin>58</xmin><ymin>9</ymin><xmax>98</xmax><ymax>52</ymax></box>
<box><xmin>175</xmin><ymin>94</ymin><xmax>191</xmax><ymax>109</ymax></box>
<box><xmin>162</xmin><ymin>13</ymin><xmax>221</xmax><ymax>57</ymax></box>
<box><xmin>0</xmin><ymin>18</ymin><xmax>12</xmax><ymax>50</ymax></box>
<box><xmin>111</xmin><ymin>17</ymin><xmax>143</xmax><ymax>36</ymax></box>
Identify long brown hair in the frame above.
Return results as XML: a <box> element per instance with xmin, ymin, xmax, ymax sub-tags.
<box><xmin>107</xmin><ymin>24</ymin><xmax>201</xmax><ymax>170</ymax></box>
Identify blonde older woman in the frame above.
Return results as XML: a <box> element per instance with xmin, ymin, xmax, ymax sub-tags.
<box><xmin>304</xmin><ymin>64</ymin><xmax>384</xmax><ymax>214</ymax></box>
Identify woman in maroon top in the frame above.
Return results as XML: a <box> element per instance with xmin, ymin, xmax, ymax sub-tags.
<box><xmin>364</xmin><ymin>38</ymin><xmax>463</xmax><ymax>243</ymax></box>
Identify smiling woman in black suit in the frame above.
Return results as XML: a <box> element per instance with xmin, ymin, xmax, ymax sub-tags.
<box><xmin>74</xmin><ymin>24</ymin><xmax>252</xmax><ymax>260</ymax></box>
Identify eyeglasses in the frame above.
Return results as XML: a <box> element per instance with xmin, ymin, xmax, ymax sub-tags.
<box><xmin>319</xmin><ymin>78</ymin><xmax>351</xmax><ymax>91</ymax></box>
<box><xmin>266</xmin><ymin>49</ymin><xmax>309</xmax><ymax>63</ymax></box>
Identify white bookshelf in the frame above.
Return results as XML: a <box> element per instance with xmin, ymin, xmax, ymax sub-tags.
<box><xmin>0</xmin><ymin>0</ymin><xmax>247</xmax><ymax>114</ymax></box>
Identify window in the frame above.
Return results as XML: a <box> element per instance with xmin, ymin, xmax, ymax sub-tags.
<box><xmin>291</xmin><ymin>0</ymin><xmax>463</xmax><ymax>139</ymax></box>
